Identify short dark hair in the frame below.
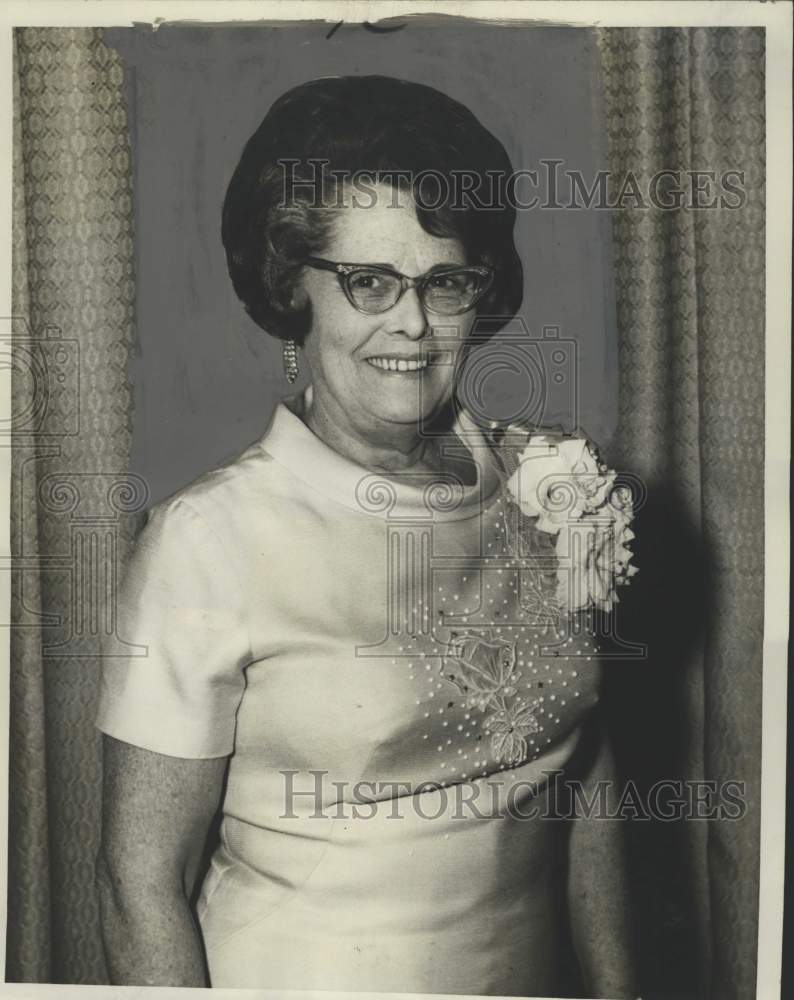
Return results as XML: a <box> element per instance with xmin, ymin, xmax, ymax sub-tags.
<box><xmin>222</xmin><ymin>75</ymin><xmax>523</xmax><ymax>344</ymax></box>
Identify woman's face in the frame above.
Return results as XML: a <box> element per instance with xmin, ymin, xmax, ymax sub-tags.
<box><xmin>299</xmin><ymin>185</ymin><xmax>477</xmax><ymax>436</ymax></box>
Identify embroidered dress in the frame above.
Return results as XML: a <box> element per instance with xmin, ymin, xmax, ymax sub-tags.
<box><xmin>96</xmin><ymin>386</ymin><xmax>622</xmax><ymax>996</ymax></box>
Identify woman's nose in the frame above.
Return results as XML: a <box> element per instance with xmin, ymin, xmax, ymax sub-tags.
<box><xmin>386</xmin><ymin>285</ymin><xmax>429</xmax><ymax>340</ymax></box>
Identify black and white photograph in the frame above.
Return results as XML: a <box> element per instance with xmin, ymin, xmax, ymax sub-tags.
<box><xmin>2</xmin><ymin>2</ymin><xmax>790</xmax><ymax>999</ymax></box>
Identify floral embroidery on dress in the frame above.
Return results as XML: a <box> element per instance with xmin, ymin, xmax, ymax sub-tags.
<box><xmin>442</xmin><ymin>629</ymin><xmax>519</xmax><ymax>711</ymax></box>
<box><xmin>433</xmin><ymin>425</ymin><xmax>639</xmax><ymax>769</ymax></box>
<box><xmin>442</xmin><ymin>628</ymin><xmax>541</xmax><ymax>762</ymax></box>
<box><xmin>483</xmin><ymin>700</ymin><xmax>541</xmax><ymax>766</ymax></box>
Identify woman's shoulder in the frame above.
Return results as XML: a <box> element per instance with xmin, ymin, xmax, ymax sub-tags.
<box><xmin>141</xmin><ymin>432</ymin><xmax>289</xmax><ymax>543</ymax></box>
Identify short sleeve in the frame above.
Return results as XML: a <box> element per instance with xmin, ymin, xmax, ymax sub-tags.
<box><xmin>95</xmin><ymin>498</ymin><xmax>251</xmax><ymax>758</ymax></box>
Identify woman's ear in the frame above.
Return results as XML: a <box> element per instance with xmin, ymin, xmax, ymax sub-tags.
<box><xmin>289</xmin><ymin>280</ymin><xmax>309</xmax><ymax>310</ymax></box>
<box><xmin>274</xmin><ymin>284</ymin><xmax>307</xmax><ymax>315</ymax></box>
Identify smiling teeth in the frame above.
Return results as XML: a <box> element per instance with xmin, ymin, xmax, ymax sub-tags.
<box><xmin>367</xmin><ymin>357</ymin><xmax>429</xmax><ymax>372</ymax></box>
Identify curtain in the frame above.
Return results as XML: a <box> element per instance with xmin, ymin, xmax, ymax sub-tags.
<box><xmin>9</xmin><ymin>27</ymin><xmax>138</xmax><ymax>983</ymax></box>
<box><xmin>595</xmin><ymin>27</ymin><xmax>765</xmax><ymax>1000</ymax></box>
<box><xmin>8</xmin><ymin>24</ymin><xmax>765</xmax><ymax>998</ymax></box>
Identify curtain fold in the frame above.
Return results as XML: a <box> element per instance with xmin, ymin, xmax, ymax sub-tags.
<box><xmin>8</xmin><ymin>24</ymin><xmax>765</xmax><ymax>999</ymax></box>
<box><xmin>595</xmin><ymin>27</ymin><xmax>765</xmax><ymax>1000</ymax></box>
<box><xmin>9</xmin><ymin>27</ymin><xmax>138</xmax><ymax>984</ymax></box>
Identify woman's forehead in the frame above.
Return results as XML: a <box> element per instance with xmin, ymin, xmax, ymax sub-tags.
<box><xmin>323</xmin><ymin>185</ymin><xmax>465</xmax><ymax>267</ymax></box>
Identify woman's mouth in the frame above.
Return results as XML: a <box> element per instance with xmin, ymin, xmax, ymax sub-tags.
<box><xmin>366</xmin><ymin>357</ymin><xmax>429</xmax><ymax>373</ymax></box>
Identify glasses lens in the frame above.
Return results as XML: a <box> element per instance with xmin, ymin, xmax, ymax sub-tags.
<box><xmin>346</xmin><ymin>270</ymin><xmax>401</xmax><ymax>313</ymax></box>
<box><xmin>423</xmin><ymin>269</ymin><xmax>490</xmax><ymax>315</ymax></box>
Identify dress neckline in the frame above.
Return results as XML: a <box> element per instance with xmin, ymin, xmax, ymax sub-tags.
<box><xmin>258</xmin><ymin>385</ymin><xmax>503</xmax><ymax>522</ymax></box>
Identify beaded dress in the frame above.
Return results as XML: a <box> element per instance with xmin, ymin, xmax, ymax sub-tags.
<box><xmin>96</xmin><ymin>385</ymin><xmax>612</xmax><ymax>996</ymax></box>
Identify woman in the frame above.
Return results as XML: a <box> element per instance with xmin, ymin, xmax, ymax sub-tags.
<box><xmin>95</xmin><ymin>75</ymin><xmax>638</xmax><ymax>997</ymax></box>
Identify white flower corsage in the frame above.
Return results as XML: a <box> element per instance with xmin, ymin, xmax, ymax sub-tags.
<box><xmin>504</xmin><ymin>431</ymin><xmax>639</xmax><ymax>613</ymax></box>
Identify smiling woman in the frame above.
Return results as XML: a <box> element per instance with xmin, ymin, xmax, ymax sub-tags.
<box><xmin>95</xmin><ymin>75</ymin><xmax>639</xmax><ymax>997</ymax></box>
<box><xmin>297</xmin><ymin>184</ymin><xmax>475</xmax><ymax>440</ymax></box>
<box><xmin>219</xmin><ymin>75</ymin><xmax>523</xmax><ymax>461</ymax></box>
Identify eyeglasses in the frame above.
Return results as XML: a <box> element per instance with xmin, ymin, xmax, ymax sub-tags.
<box><xmin>305</xmin><ymin>256</ymin><xmax>494</xmax><ymax>316</ymax></box>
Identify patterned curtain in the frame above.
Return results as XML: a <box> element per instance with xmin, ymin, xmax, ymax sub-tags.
<box><xmin>8</xmin><ymin>24</ymin><xmax>764</xmax><ymax>999</ymax></box>
<box><xmin>594</xmin><ymin>27</ymin><xmax>765</xmax><ymax>1000</ymax></box>
<box><xmin>9</xmin><ymin>28</ymin><xmax>138</xmax><ymax>983</ymax></box>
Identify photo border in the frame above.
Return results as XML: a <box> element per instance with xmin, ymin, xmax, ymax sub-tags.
<box><xmin>0</xmin><ymin>4</ymin><xmax>789</xmax><ymax>1000</ymax></box>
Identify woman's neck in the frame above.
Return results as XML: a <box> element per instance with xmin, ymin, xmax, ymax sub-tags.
<box><xmin>302</xmin><ymin>390</ymin><xmax>465</xmax><ymax>479</ymax></box>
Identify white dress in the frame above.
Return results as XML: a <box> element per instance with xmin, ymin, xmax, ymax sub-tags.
<box><xmin>96</xmin><ymin>386</ymin><xmax>604</xmax><ymax>996</ymax></box>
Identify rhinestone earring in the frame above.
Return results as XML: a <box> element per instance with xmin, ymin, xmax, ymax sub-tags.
<box><xmin>282</xmin><ymin>339</ymin><xmax>299</xmax><ymax>384</ymax></box>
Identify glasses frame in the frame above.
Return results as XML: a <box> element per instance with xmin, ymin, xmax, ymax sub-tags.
<box><xmin>304</xmin><ymin>256</ymin><xmax>494</xmax><ymax>316</ymax></box>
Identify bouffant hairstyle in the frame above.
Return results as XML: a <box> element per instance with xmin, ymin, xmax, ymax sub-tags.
<box><xmin>222</xmin><ymin>75</ymin><xmax>523</xmax><ymax>345</ymax></box>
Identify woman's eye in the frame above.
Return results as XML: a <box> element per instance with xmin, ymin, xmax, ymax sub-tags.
<box><xmin>350</xmin><ymin>273</ymin><xmax>382</xmax><ymax>291</ymax></box>
<box><xmin>429</xmin><ymin>274</ymin><xmax>462</xmax><ymax>292</ymax></box>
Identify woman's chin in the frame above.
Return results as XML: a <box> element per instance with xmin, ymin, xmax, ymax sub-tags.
<box><xmin>361</xmin><ymin>387</ymin><xmax>450</xmax><ymax>428</ymax></box>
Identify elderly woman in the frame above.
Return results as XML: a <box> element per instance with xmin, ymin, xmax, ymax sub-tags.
<box><xmin>95</xmin><ymin>75</ymin><xmax>638</xmax><ymax>997</ymax></box>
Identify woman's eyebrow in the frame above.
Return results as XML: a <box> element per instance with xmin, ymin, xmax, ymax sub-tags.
<box><xmin>427</xmin><ymin>260</ymin><xmax>468</xmax><ymax>271</ymax></box>
<box><xmin>343</xmin><ymin>260</ymin><xmax>467</xmax><ymax>271</ymax></box>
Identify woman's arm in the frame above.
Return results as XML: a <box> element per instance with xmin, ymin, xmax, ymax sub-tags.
<box><xmin>567</xmin><ymin>716</ymin><xmax>639</xmax><ymax>999</ymax></box>
<box><xmin>96</xmin><ymin>734</ymin><xmax>228</xmax><ymax>986</ymax></box>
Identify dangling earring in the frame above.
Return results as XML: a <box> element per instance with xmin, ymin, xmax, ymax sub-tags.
<box><xmin>282</xmin><ymin>338</ymin><xmax>299</xmax><ymax>384</ymax></box>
